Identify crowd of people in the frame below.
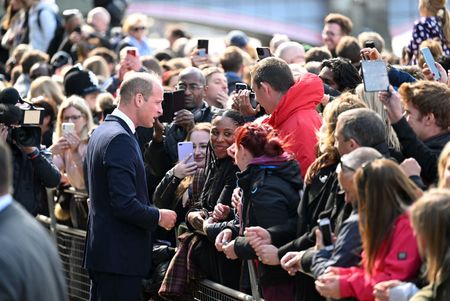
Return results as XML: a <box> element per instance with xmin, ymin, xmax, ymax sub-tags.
<box><xmin>1</xmin><ymin>0</ymin><xmax>450</xmax><ymax>300</ymax></box>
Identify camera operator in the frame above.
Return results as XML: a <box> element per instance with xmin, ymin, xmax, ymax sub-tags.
<box><xmin>0</xmin><ymin>87</ymin><xmax>60</xmax><ymax>216</ymax></box>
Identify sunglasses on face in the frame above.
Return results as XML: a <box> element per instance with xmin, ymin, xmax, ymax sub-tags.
<box><xmin>131</xmin><ymin>26</ymin><xmax>147</xmax><ymax>32</ymax></box>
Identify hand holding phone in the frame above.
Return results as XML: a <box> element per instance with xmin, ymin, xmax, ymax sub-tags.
<box><xmin>177</xmin><ymin>141</ymin><xmax>194</xmax><ymax>163</ymax></box>
<box><xmin>197</xmin><ymin>39</ymin><xmax>209</xmax><ymax>56</ymax></box>
<box><xmin>421</xmin><ymin>47</ymin><xmax>441</xmax><ymax>80</ymax></box>
<box><xmin>256</xmin><ymin>47</ymin><xmax>272</xmax><ymax>60</ymax></box>
<box><xmin>62</xmin><ymin>123</ymin><xmax>75</xmax><ymax>136</ymax></box>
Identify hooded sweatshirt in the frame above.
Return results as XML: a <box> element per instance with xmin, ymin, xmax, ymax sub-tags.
<box><xmin>265</xmin><ymin>72</ymin><xmax>323</xmax><ymax>178</ymax></box>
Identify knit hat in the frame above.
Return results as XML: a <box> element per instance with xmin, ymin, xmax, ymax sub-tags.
<box><xmin>63</xmin><ymin>65</ymin><xmax>101</xmax><ymax>97</ymax></box>
<box><xmin>226</xmin><ymin>30</ymin><xmax>249</xmax><ymax>48</ymax></box>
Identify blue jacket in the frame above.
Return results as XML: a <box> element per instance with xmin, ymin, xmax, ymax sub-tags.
<box><xmin>83</xmin><ymin>115</ymin><xmax>160</xmax><ymax>276</ymax></box>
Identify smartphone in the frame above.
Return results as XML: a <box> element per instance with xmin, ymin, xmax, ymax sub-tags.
<box><xmin>256</xmin><ymin>47</ymin><xmax>272</xmax><ymax>60</ymax></box>
<box><xmin>177</xmin><ymin>141</ymin><xmax>194</xmax><ymax>163</ymax></box>
<box><xmin>235</xmin><ymin>83</ymin><xmax>247</xmax><ymax>92</ymax></box>
<box><xmin>160</xmin><ymin>91</ymin><xmax>174</xmax><ymax>123</ymax></box>
<box><xmin>249</xmin><ymin>92</ymin><xmax>257</xmax><ymax>108</ymax></box>
<box><xmin>361</xmin><ymin>60</ymin><xmax>389</xmax><ymax>92</ymax></box>
<box><xmin>318</xmin><ymin>218</ymin><xmax>333</xmax><ymax>251</ymax></box>
<box><xmin>127</xmin><ymin>49</ymin><xmax>136</xmax><ymax>57</ymax></box>
<box><xmin>62</xmin><ymin>122</ymin><xmax>75</xmax><ymax>136</ymax></box>
<box><xmin>197</xmin><ymin>39</ymin><xmax>209</xmax><ymax>56</ymax></box>
<box><xmin>173</xmin><ymin>89</ymin><xmax>185</xmax><ymax>112</ymax></box>
<box><xmin>364</xmin><ymin>40</ymin><xmax>375</xmax><ymax>49</ymax></box>
<box><xmin>421</xmin><ymin>47</ymin><xmax>441</xmax><ymax>80</ymax></box>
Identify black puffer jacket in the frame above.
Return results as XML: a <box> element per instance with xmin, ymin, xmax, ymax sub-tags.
<box><xmin>232</xmin><ymin>160</ymin><xmax>303</xmax><ymax>287</ymax></box>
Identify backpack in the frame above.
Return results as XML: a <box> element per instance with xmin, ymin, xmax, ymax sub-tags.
<box><xmin>36</xmin><ymin>8</ymin><xmax>65</xmax><ymax>57</ymax></box>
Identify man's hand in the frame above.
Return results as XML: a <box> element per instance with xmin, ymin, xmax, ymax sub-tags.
<box><xmin>233</xmin><ymin>90</ymin><xmax>260</xmax><ymax>117</ymax></box>
<box><xmin>173</xmin><ymin>109</ymin><xmax>195</xmax><ymax>131</ymax></box>
<box><xmin>216</xmin><ymin>91</ymin><xmax>230</xmax><ymax>109</ymax></box>
<box><xmin>254</xmin><ymin>244</ymin><xmax>280</xmax><ymax>265</ymax></box>
<box><xmin>280</xmin><ymin>251</ymin><xmax>305</xmax><ymax>275</ymax></box>
<box><xmin>378</xmin><ymin>85</ymin><xmax>403</xmax><ymax>123</ymax></box>
<box><xmin>152</xmin><ymin>119</ymin><xmax>164</xmax><ymax>142</ymax></box>
<box><xmin>400</xmin><ymin>157</ymin><xmax>421</xmax><ymax>177</ymax></box>
<box><xmin>244</xmin><ymin>226</ymin><xmax>271</xmax><ymax>248</ymax></box>
<box><xmin>212</xmin><ymin>203</ymin><xmax>230</xmax><ymax>221</ymax></box>
<box><xmin>158</xmin><ymin>209</ymin><xmax>177</xmax><ymax>230</ymax></box>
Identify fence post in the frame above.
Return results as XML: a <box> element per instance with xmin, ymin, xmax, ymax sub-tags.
<box><xmin>46</xmin><ymin>188</ymin><xmax>58</xmax><ymax>242</ymax></box>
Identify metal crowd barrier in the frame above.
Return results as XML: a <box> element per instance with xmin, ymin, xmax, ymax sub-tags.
<box><xmin>36</xmin><ymin>215</ymin><xmax>259</xmax><ymax>301</ymax></box>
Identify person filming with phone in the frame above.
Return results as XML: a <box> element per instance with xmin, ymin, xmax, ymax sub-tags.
<box><xmin>50</xmin><ymin>95</ymin><xmax>95</xmax><ymax>225</ymax></box>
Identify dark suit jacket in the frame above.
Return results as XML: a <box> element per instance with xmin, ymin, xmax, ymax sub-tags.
<box><xmin>83</xmin><ymin>114</ymin><xmax>160</xmax><ymax>276</ymax></box>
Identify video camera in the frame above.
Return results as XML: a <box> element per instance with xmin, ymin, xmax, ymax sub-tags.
<box><xmin>0</xmin><ymin>102</ymin><xmax>44</xmax><ymax>147</ymax></box>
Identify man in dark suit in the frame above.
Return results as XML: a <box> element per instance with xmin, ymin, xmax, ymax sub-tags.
<box><xmin>84</xmin><ymin>72</ymin><xmax>177</xmax><ymax>301</ymax></box>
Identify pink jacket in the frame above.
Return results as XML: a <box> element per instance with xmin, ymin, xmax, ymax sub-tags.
<box><xmin>265</xmin><ymin>72</ymin><xmax>323</xmax><ymax>178</ymax></box>
<box><xmin>338</xmin><ymin>213</ymin><xmax>422</xmax><ymax>301</ymax></box>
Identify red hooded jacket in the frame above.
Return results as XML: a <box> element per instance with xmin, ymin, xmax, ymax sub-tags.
<box><xmin>265</xmin><ymin>72</ymin><xmax>323</xmax><ymax>178</ymax></box>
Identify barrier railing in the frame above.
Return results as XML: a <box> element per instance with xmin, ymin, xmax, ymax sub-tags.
<box><xmin>37</xmin><ymin>215</ymin><xmax>259</xmax><ymax>301</ymax></box>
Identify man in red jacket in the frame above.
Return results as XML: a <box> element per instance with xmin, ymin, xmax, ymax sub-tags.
<box><xmin>251</xmin><ymin>57</ymin><xmax>323</xmax><ymax>178</ymax></box>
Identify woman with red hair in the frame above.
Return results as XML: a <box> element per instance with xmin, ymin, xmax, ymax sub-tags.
<box><xmin>214</xmin><ymin>123</ymin><xmax>303</xmax><ymax>300</ymax></box>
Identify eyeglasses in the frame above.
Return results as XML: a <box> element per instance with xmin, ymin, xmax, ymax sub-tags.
<box><xmin>131</xmin><ymin>26</ymin><xmax>147</xmax><ymax>32</ymax></box>
<box><xmin>322</xmin><ymin>30</ymin><xmax>340</xmax><ymax>38</ymax></box>
<box><xmin>176</xmin><ymin>82</ymin><xmax>204</xmax><ymax>92</ymax></box>
<box><xmin>63</xmin><ymin>115</ymin><xmax>82</xmax><ymax>122</ymax></box>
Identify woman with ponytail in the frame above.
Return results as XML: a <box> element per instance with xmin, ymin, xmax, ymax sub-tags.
<box><xmin>215</xmin><ymin>123</ymin><xmax>303</xmax><ymax>300</ymax></box>
<box><xmin>407</xmin><ymin>0</ymin><xmax>450</xmax><ymax>64</ymax></box>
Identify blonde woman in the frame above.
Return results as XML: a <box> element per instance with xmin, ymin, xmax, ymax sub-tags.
<box><xmin>51</xmin><ymin>95</ymin><xmax>95</xmax><ymax>190</ymax></box>
<box><xmin>28</xmin><ymin>76</ymin><xmax>65</xmax><ymax>106</ymax></box>
<box><xmin>118</xmin><ymin>13</ymin><xmax>152</xmax><ymax>56</ymax></box>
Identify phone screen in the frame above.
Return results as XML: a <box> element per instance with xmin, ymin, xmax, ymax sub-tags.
<box><xmin>127</xmin><ymin>49</ymin><xmax>136</xmax><ymax>57</ymax></box>
<box><xmin>421</xmin><ymin>47</ymin><xmax>441</xmax><ymax>80</ymax></box>
<box><xmin>177</xmin><ymin>142</ymin><xmax>194</xmax><ymax>163</ymax></box>
<box><xmin>160</xmin><ymin>91</ymin><xmax>174</xmax><ymax>123</ymax></box>
<box><xmin>256</xmin><ymin>47</ymin><xmax>271</xmax><ymax>60</ymax></box>
<box><xmin>235</xmin><ymin>83</ymin><xmax>247</xmax><ymax>92</ymax></box>
<box><xmin>361</xmin><ymin>60</ymin><xmax>389</xmax><ymax>92</ymax></box>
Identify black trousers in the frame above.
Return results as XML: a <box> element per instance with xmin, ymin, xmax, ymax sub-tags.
<box><xmin>89</xmin><ymin>270</ymin><xmax>142</xmax><ymax>301</ymax></box>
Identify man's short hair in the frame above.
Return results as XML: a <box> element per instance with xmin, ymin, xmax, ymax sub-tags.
<box><xmin>220</xmin><ymin>46</ymin><xmax>244</xmax><ymax>73</ymax></box>
<box><xmin>119</xmin><ymin>72</ymin><xmax>159</xmax><ymax>105</ymax></box>
<box><xmin>338</xmin><ymin>108</ymin><xmax>386</xmax><ymax>147</ymax></box>
<box><xmin>179</xmin><ymin>66</ymin><xmax>206</xmax><ymax>86</ymax></box>
<box><xmin>251</xmin><ymin>57</ymin><xmax>295</xmax><ymax>94</ymax></box>
<box><xmin>324</xmin><ymin>13</ymin><xmax>353</xmax><ymax>35</ymax></box>
<box><xmin>19</xmin><ymin>49</ymin><xmax>49</xmax><ymax>75</ymax></box>
<box><xmin>202</xmin><ymin>66</ymin><xmax>224</xmax><ymax>84</ymax></box>
<box><xmin>335</xmin><ymin>36</ymin><xmax>361</xmax><ymax>65</ymax></box>
<box><xmin>305</xmin><ymin>47</ymin><xmax>332</xmax><ymax>63</ymax></box>
<box><xmin>0</xmin><ymin>140</ymin><xmax>12</xmax><ymax>195</ymax></box>
<box><xmin>399</xmin><ymin>81</ymin><xmax>450</xmax><ymax>129</ymax></box>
